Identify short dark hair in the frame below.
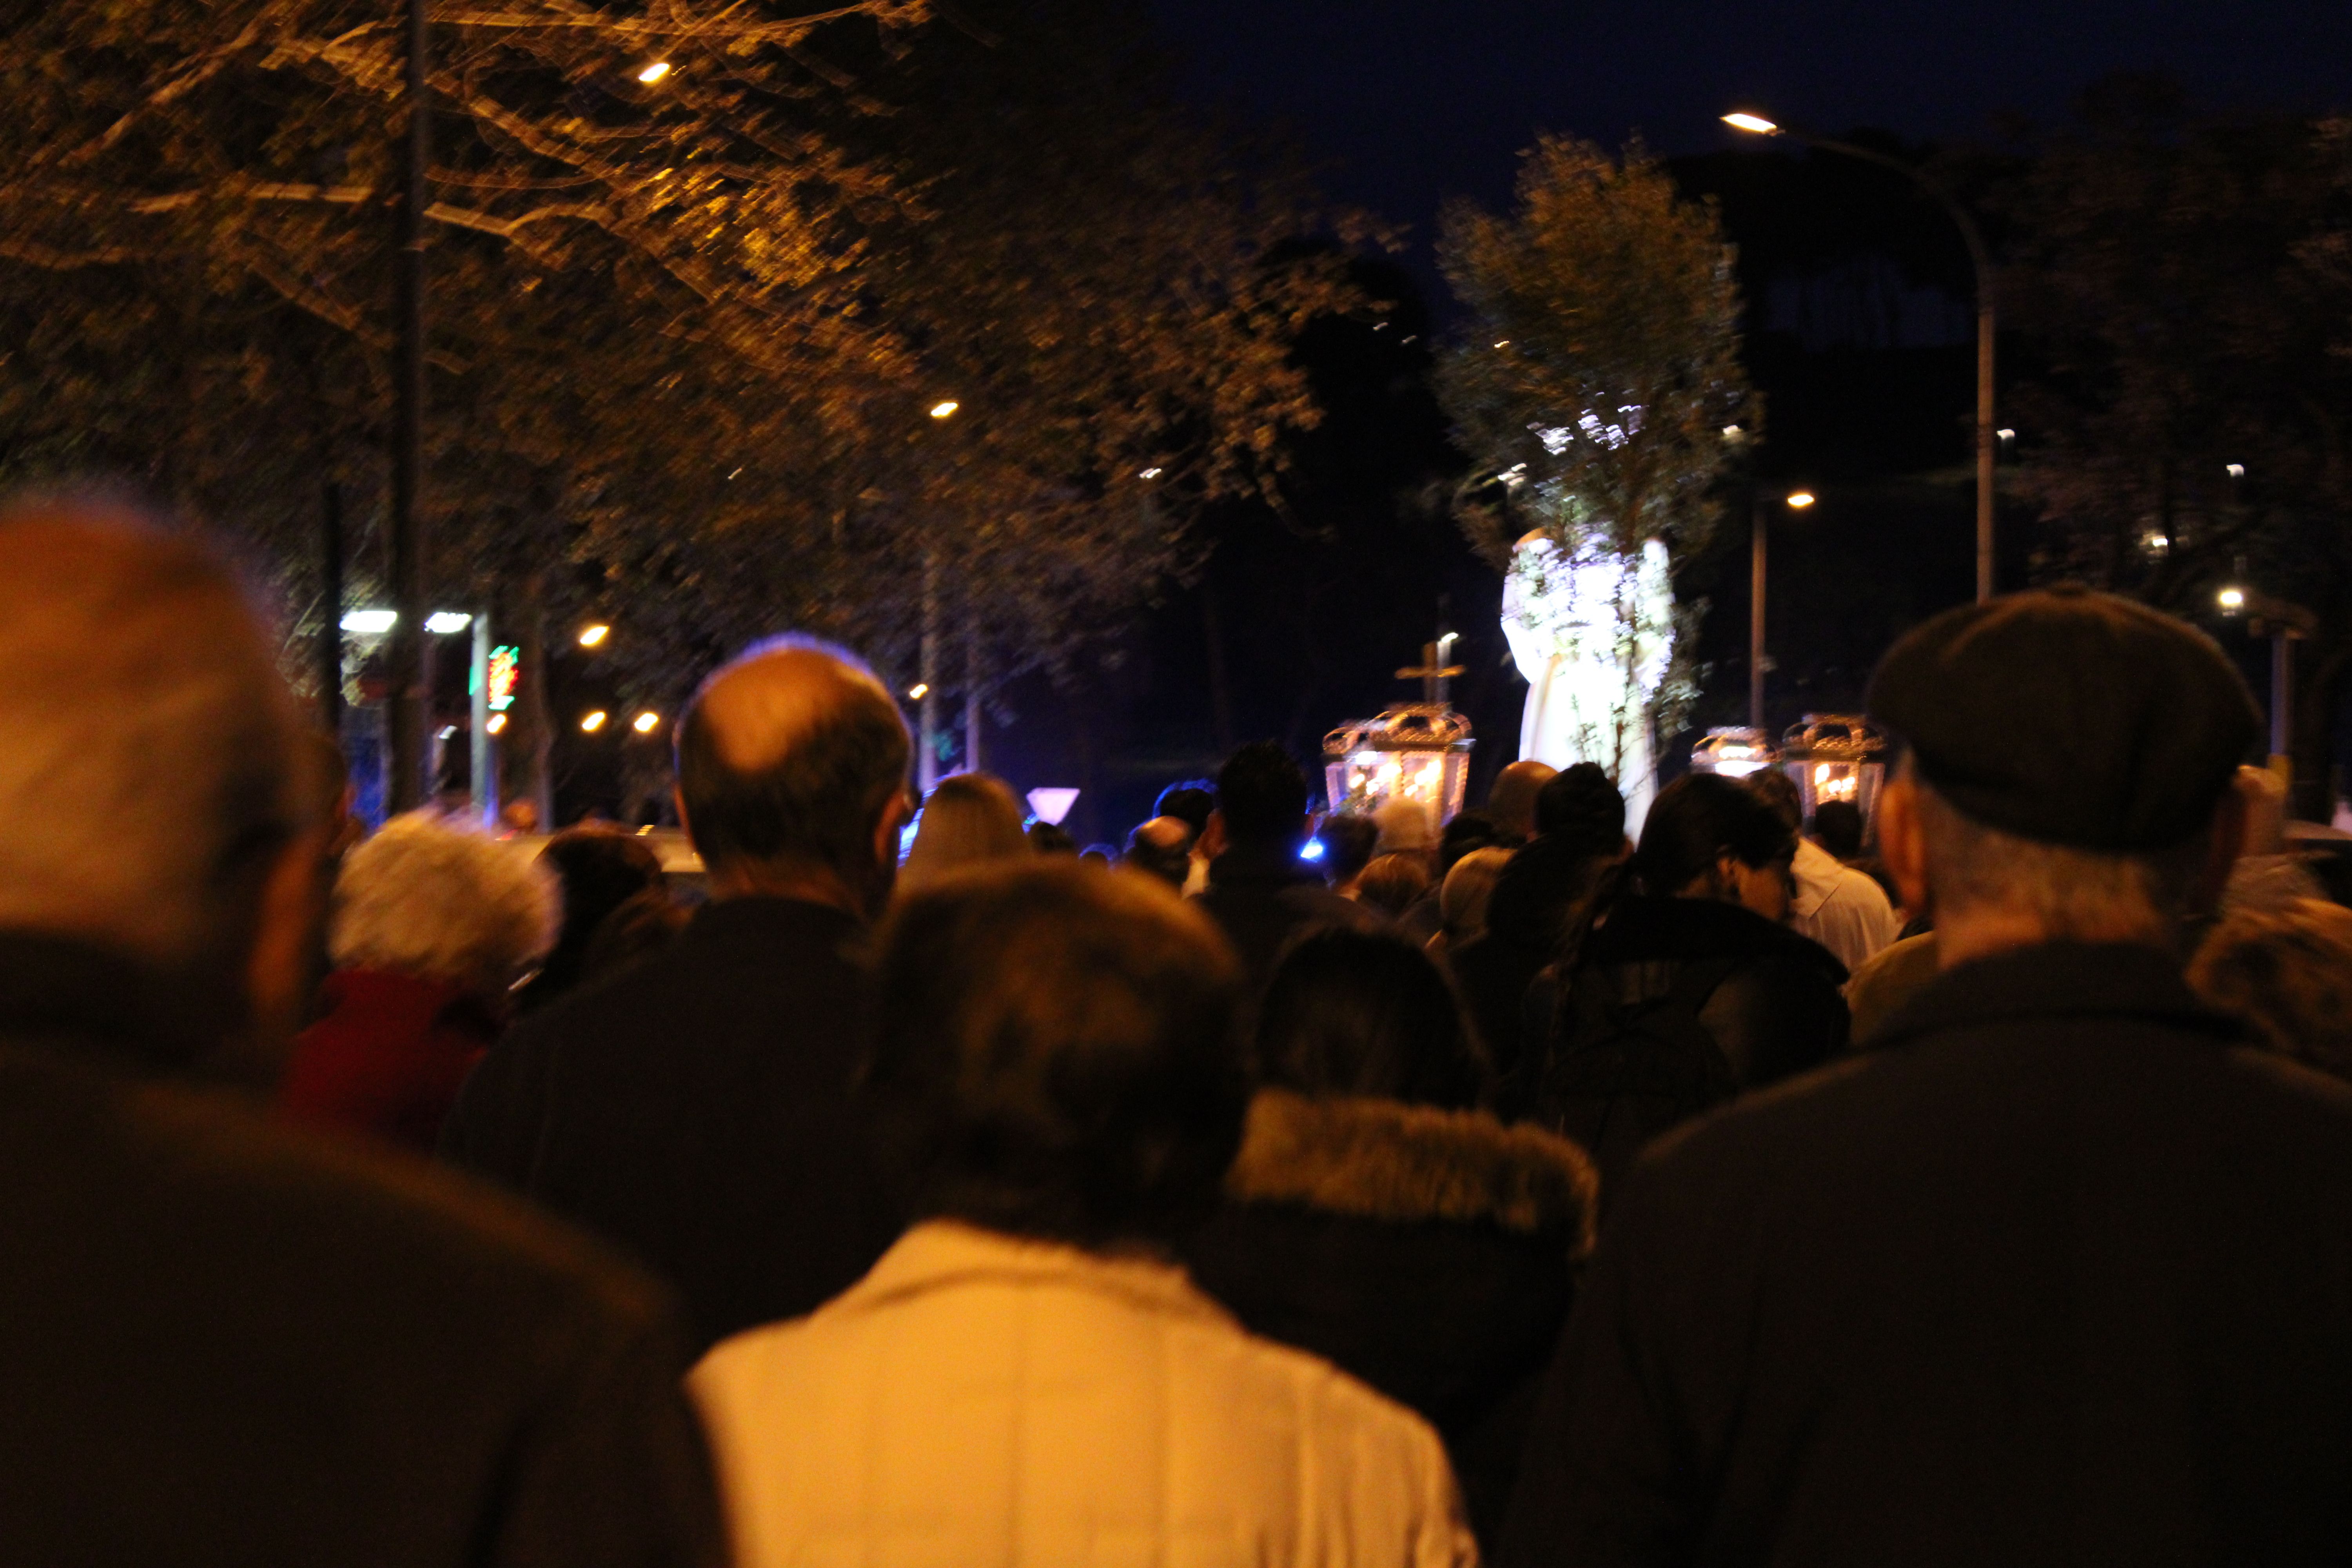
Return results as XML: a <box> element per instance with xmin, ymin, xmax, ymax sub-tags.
<box><xmin>1811</xmin><ymin>800</ymin><xmax>1866</xmax><ymax>860</ymax></box>
<box><xmin>1634</xmin><ymin>773</ymin><xmax>1796</xmax><ymax>896</ymax></box>
<box><xmin>1315</xmin><ymin>814</ymin><xmax>1379</xmax><ymax>883</ymax></box>
<box><xmin>1437</xmin><ymin>810</ymin><xmax>1504</xmax><ymax>879</ymax></box>
<box><xmin>1217</xmin><ymin>742</ymin><xmax>1309</xmax><ymax>844</ymax></box>
<box><xmin>865</xmin><ymin>862</ymin><xmax>1248</xmax><ymax>1249</ymax></box>
<box><xmin>1535</xmin><ymin>762</ymin><xmax>1626</xmax><ymax>854</ymax></box>
<box><xmin>673</xmin><ymin>639</ymin><xmax>910</xmax><ymax>881</ymax></box>
<box><xmin>1256</xmin><ymin>926</ymin><xmax>1486</xmax><ymax>1110</ymax></box>
<box><xmin>1745</xmin><ymin>766</ymin><xmax>1804</xmax><ymax>834</ymax></box>
<box><xmin>1155</xmin><ymin>782</ymin><xmax>1215</xmax><ymax>835</ymax></box>
<box><xmin>1027</xmin><ymin>820</ymin><xmax>1077</xmax><ymax>856</ymax></box>
<box><xmin>529</xmin><ymin>826</ymin><xmax>666</xmax><ymax>1002</ymax></box>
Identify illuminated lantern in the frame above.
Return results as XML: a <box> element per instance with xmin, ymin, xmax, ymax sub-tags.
<box><xmin>1689</xmin><ymin>727</ymin><xmax>1777</xmax><ymax>779</ymax></box>
<box><xmin>1779</xmin><ymin>713</ymin><xmax>1890</xmax><ymax>826</ymax></box>
<box><xmin>1323</xmin><ymin>639</ymin><xmax>1478</xmax><ymax>824</ymax></box>
<box><xmin>1323</xmin><ymin>706</ymin><xmax>1475</xmax><ymax>825</ymax></box>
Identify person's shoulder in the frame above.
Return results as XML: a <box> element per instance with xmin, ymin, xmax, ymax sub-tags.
<box><xmin>115</xmin><ymin>1067</ymin><xmax>675</xmax><ymax>1336</ymax></box>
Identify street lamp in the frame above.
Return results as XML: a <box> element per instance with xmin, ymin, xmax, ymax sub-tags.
<box><xmin>581</xmin><ymin>710</ymin><xmax>608</xmax><ymax>734</ymax></box>
<box><xmin>1725</xmin><ymin>109</ymin><xmax>1998</xmax><ymax>604</ymax></box>
<box><xmin>929</xmin><ymin>399</ymin><xmax>960</xmax><ymax>420</ymax></box>
<box><xmin>631</xmin><ymin>710</ymin><xmax>662</xmax><ymax>735</ymax></box>
<box><xmin>577</xmin><ymin>623</ymin><xmax>611</xmax><ymax>648</ymax></box>
<box><xmin>1751</xmin><ymin>487</ymin><xmax>1818</xmax><ymax>730</ymax></box>
<box><xmin>2218</xmin><ymin>577</ymin><xmax>2318</xmax><ymax>777</ymax></box>
<box><xmin>637</xmin><ymin>60</ymin><xmax>672</xmax><ymax>84</ymax></box>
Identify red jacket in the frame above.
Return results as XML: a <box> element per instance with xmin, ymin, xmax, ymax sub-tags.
<box><xmin>283</xmin><ymin>969</ymin><xmax>504</xmax><ymax>1152</ymax></box>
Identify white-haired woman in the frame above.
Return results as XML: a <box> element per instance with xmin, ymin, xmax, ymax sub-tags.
<box><xmin>282</xmin><ymin>811</ymin><xmax>557</xmax><ymax>1152</ymax></box>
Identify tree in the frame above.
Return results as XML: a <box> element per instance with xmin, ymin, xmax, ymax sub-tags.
<box><xmin>0</xmin><ymin>0</ymin><xmax>1361</xmax><ymax>800</ymax></box>
<box><xmin>1997</xmin><ymin>78</ymin><xmax>2352</xmax><ymax>815</ymax></box>
<box><xmin>1436</xmin><ymin>135</ymin><xmax>1751</xmax><ymax>775</ymax></box>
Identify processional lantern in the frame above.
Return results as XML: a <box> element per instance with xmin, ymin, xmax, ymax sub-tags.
<box><xmin>1780</xmin><ymin>714</ymin><xmax>1890</xmax><ymax>824</ymax></box>
<box><xmin>1322</xmin><ymin>638</ymin><xmax>1476</xmax><ymax>824</ymax></box>
<box><xmin>1688</xmin><ymin>727</ymin><xmax>1777</xmax><ymax>779</ymax></box>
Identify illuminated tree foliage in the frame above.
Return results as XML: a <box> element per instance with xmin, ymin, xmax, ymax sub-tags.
<box><xmin>1437</xmin><ymin>135</ymin><xmax>1751</xmax><ymax>570</ymax></box>
<box><xmin>0</xmin><ymin>0</ymin><xmax>1357</xmax><ymax>743</ymax></box>
<box><xmin>1436</xmin><ymin>135</ymin><xmax>1751</xmax><ymax>751</ymax></box>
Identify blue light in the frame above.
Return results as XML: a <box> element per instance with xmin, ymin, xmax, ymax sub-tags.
<box><xmin>1299</xmin><ymin>838</ymin><xmax>1327</xmax><ymax>863</ymax></box>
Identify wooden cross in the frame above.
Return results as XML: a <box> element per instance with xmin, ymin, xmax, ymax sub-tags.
<box><xmin>1396</xmin><ymin>637</ymin><xmax>1466</xmax><ymax>707</ymax></box>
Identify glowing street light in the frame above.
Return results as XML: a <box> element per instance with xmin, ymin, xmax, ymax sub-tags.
<box><xmin>929</xmin><ymin>400</ymin><xmax>960</xmax><ymax>420</ymax></box>
<box><xmin>341</xmin><ymin>608</ymin><xmax>398</xmax><ymax>635</ymax></box>
<box><xmin>580</xmin><ymin>710</ymin><xmax>609</xmax><ymax>733</ymax></box>
<box><xmin>632</xmin><ymin>710</ymin><xmax>662</xmax><ymax>735</ymax></box>
<box><xmin>1785</xmin><ymin>490</ymin><xmax>1817</xmax><ymax>509</ymax></box>
<box><xmin>485</xmin><ymin>713</ymin><xmax>508</xmax><ymax>735</ymax></box>
<box><xmin>906</xmin><ymin>682</ymin><xmax>930</xmax><ymax>701</ymax></box>
<box><xmin>1721</xmin><ymin>112</ymin><xmax>1780</xmax><ymax>135</ymax></box>
<box><xmin>578</xmin><ymin>623</ymin><xmax>611</xmax><ymax>648</ymax></box>
<box><xmin>2218</xmin><ymin>587</ymin><xmax>2247</xmax><ymax>611</ymax></box>
<box><xmin>637</xmin><ymin>60</ymin><xmax>671</xmax><ymax>84</ymax></box>
<box><xmin>424</xmin><ymin>611</ymin><xmax>472</xmax><ymax>634</ymax></box>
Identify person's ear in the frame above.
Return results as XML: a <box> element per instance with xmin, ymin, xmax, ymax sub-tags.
<box><xmin>872</xmin><ymin>788</ymin><xmax>915</xmax><ymax>871</ymax></box>
<box><xmin>1878</xmin><ymin>774</ymin><xmax>1931</xmax><ymax>918</ymax></box>
<box><xmin>233</xmin><ymin>822</ymin><xmax>334</xmax><ymax>1087</ymax></box>
<box><xmin>2191</xmin><ymin>781</ymin><xmax>2249</xmax><ymax>914</ymax></box>
<box><xmin>1199</xmin><ymin>811</ymin><xmax>1227</xmax><ymax>860</ymax></box>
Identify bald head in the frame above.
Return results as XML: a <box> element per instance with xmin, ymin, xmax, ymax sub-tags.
<box><xmin>0</xmin><ymin>502</ymin><xmax>310</xmax><ymax>964</ymax></box>
<box><xmin>1487</xmin><ymin>760</ymin><xmax>1558</xmax><ymax>841</ymax></box>
<box><xmin>675</xmin><ymin>637</ymin><xmax>912</xmax><ymax>906</ymax></box>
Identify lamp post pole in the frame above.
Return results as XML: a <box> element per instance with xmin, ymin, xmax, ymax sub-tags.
<box><xmin>1749</xmin><ymin>495</ymin><xmax>1767</xmax><ymax>731</ymax></box>
<box><xmin>387</xmin><ymin>0</ymin><xmax>432</xmax><ymax>809</ymax></box>
<box><xmin>1748</xmin><ymin>488</ymin><xmax>1814</xmax><ymax>733</ymax></box>
<box><xmin>1724</xmin><ymin>113</ymin><xmax>1996</xmax><ymax>603</ymax></box>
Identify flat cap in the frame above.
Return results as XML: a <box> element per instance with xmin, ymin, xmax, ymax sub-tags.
<box><xmin>1866</xmin><ymin>587</ymin><xmax>2259</xmax><ymax>851</ymax></box>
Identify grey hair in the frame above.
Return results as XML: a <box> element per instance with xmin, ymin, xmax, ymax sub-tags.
<box><xmin>0</xmin><ymin>500</ymin><xmax>312</xmax><ymax>965</ymax></box>
<box><xmin>330</xmin><ymin>812</ymin><xmax>559</xmax><ymax>991</ymax></box>
<box><xmin>1911</xmin><ymin>763</ymin><xmax>2214</xmax><ymax>944</ymax></box>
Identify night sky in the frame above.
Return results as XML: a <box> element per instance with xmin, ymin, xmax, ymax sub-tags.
<box><xmin>1151</xmin><ymin>0</ymin><xmax>2352</xmax><ymax>278</ymax></box>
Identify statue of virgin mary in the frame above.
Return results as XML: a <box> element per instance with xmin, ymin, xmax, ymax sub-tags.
<box><xmin>1500</xmin><ymin>529</ymin><xmax>1676</xmax><ymax>831</ymax></box>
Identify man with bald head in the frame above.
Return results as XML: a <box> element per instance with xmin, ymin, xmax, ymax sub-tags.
<box><xmin>1485</xmin><ymin>758</ymin><xmax>1558</xmax><ymax>845</ymax></box>
<box><xmin>0</xmin><ymin>500</ymin><xmax>720</xmax><ymax>1564</ymax></box>
<box><xmin>446</xmin><ymin>635</ymin><xmax>914</xmax><ymax>1350</ymax></box>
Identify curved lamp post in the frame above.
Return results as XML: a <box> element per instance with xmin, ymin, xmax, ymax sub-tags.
<box><xmin>1724</xmin><ymin>111</ymin><xmax>1996</xmax><ymax>604</ymax></box>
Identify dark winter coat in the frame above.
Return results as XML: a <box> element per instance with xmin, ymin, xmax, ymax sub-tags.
<box><xmin>281</xmin><ymin>968</ymin><xmax>502</xmax><ymax>1152</ymax></box>
<box><xmin>1503</xmin><ymin>895</ymin><xmax>1847</xmax><ymax>1184</ymax></box>
<box><xmin>1192</xmin><ymin>840</ymin><xmax>1386</xmax><ymax>993</ymax></box>
<box><xmin>441</xmin><ymin>896</ymin><xmax>903</xmax><ymax>1353</ymax></box>
<box><xmin>1501</xmin><ymin>942</ymin><xmax>2352</xmax><ymax>1568</ymax></box>
<box><xmin>1186</xmin><ymin>1088</ymin><xmax>1599</xmax><ymax>1552</ymax></box>
<box><xmin>1451</xmin><ymin>834</ymin><xmax>1608</xmax><ymax>1082</ymax></box>
<box><xmin>0</xmin><ymin>932</ymin><xmax>723</xmax><ymax>1567</ymax></box>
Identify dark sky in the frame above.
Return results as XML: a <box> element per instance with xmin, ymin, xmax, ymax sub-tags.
<box><xmin>1151</xmin><ymin>0</ymin><xmax>2352</xmax><ymax>270</ymax></box>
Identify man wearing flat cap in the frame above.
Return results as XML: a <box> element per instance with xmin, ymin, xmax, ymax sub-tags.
<box><xmin>1503</xmin><ymin>589</ymin><xmax>2352</xmax><ymax>1568</ymax></box>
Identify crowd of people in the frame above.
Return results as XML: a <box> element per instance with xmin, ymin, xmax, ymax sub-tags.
<box><xmin>9</xmin><ymin>494</ymin><xmax>2352</xmax><ymax>1566</ymax></box>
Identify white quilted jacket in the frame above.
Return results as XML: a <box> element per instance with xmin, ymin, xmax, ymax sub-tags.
<box><xmin>691</xmin><ymin>1221</ymin><xmax>1477</xmax><ymax>1568</ymax></box>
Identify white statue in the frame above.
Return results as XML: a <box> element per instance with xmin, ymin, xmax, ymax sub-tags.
<box><xmin>1501</xmin><ymin>530</ymin><xmax>1676</xmax><ymax>832</ymax></box>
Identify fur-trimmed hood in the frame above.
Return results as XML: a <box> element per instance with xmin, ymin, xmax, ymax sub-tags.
<box><xmin>1225</xmin><ymin>1089</ymin><xmax>1598</xmax><ymax>1255</ymax></box>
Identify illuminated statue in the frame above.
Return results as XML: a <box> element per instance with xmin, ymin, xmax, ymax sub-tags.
<box><xmin>1501</xmin><ymin>529</ymin><xmax>1675</xmax><ymax>831</ymax></box>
